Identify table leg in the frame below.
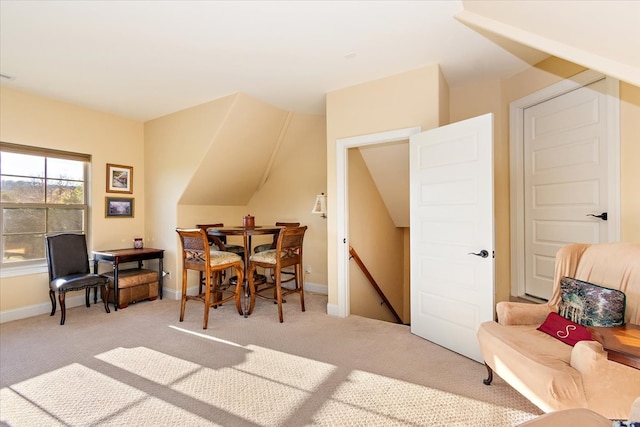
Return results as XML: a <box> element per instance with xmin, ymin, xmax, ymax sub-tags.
<box><xmin>92</xmin><ymin>260</ymin><xmax>99</xmax><ymax>304</ymax></box>
<box><xmin>242</xmin><ymin>233</ymin><xmax>250</xmax><ymax>317</ymax></box>
<box><xmin>243</xmin><ymin>281</ymin><xmax>250</xmax><ymax>318</ymax></box>
<box><xmin>113</xmin><ymin>264</ymin><xmax>119</xmax><ymax>311</ymax></box>
<box><xmin>158</xmin><ymin>257</ymin><xmax>163</xmax><ymax>299</ymax></box>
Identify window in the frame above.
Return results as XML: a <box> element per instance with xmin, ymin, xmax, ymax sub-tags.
<box><xmin>1</xmin><ymin>143</ymin><xmax>90</xmax><ymax>268</ymax></box>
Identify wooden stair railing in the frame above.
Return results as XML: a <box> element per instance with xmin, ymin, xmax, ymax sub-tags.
<box><xmin>349</xmin><ymin>246</ymin><xmax>403</xmax><ymax>324</ymax></box>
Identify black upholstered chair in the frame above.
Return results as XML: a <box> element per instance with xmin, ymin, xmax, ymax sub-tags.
<box><xmin>45</xmin><ymin>233</ymin><xmax>110</xmax><ymax>325</ymax></box>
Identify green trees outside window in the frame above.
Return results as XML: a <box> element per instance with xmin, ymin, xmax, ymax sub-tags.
<box><xmin>1</xmin><ymin>147</ymin><xmax>89</xmax><ymax>265</ymax></box>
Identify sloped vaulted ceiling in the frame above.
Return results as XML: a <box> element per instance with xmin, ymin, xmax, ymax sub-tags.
<box><xmin>457</xmin><ymin>0</ymin><xmax>640</xmax><ymax>87</ymax></box>
<box><xmin>359</xmin><ymin>141</ymin><xmax>410</xmax><ymax>228</ymax></box>
<box><xmin>178</xmin><ymin>94</ymin><xmax>290</xmax><ymax>205</ymax></box>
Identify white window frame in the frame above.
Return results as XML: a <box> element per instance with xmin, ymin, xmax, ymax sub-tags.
<box><xmin>0</xmin><ymin>143</ymin><xmax>91</xmax><ymax>278</ymax></box>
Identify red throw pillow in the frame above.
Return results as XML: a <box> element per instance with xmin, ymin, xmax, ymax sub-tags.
<box><xmin>537</xmin><ymin>312</ymin><xmax>594</xmax><ymax>346</ymax></box>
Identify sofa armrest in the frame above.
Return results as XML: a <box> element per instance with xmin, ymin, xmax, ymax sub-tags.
<box><xmin>496</xmin><ymin>301</ymin><xmax>554</xmax><ymax>325</ymax></box>
<box><xmin>570</xmin><ymin>341</ymin><xmax>640</xmax><ymax>419</ymax></box>
<box><xmin>570</xmin><ymin>340</ymin><xmax>607</xmax><ymax>373</ymax></box>
<box><xmin>630</xmin><ymin>396</ymin><xmax>640</xmax><ymax>422</ymax></box>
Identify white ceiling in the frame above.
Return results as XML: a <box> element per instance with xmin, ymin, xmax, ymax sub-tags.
<box><xmin>0</xmin><ymin>0</ymin><xmax>544</xmax><ymax>122</ymax></box>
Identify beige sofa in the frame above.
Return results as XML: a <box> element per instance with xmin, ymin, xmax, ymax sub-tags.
<box><xmin>518</xmin><ymin>397</ymin><xmax>640</xmax><ymax>426</ymax></box>
<box><xmin>477</xmin><ymin>242</ymin><xmax>640</xmax><ymax>419</ymax></box>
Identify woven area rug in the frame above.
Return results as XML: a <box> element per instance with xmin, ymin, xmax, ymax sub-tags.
<box><xmin>0</xmin><ymin>292</ymin><xmax>542</xmax><ymax>426</ymax></box>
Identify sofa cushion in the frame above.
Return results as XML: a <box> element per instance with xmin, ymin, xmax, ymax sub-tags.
<box><xmin>477</xmin><ymin>321</ymin><xmax>586</xmax><ymax>412</ymax></box>
<box><xmin>559</xmin><ymin>276</ymin><xmax>626</xmax><ymax>327</ymax></box>
<box><xmin>537</xmin><ymin>312</ymin><xmax>593</xmax><ymax>346</ymax></box>
<box><xmin>517</xmin><ymin>408</ymin><xmax>612</xmax><ymax>427</ymax></box>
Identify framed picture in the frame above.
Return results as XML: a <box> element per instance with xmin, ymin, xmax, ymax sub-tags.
<box><xmin>105</xmin><ymin>197</ymin><xmax>134</xmax><ymax>218</ymax></box>
<box><xmin>106</xmin><ymin>163</ymin><xmax>133</xmax><ymax>194</ymax></box>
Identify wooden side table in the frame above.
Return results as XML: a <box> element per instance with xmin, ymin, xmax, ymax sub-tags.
<box><xmin>93</xmin><ymin>248</ymin><xmax>164</xmax><ymax>310</ymax></box>
<box><xmin>589</xmin><ymin>323</ymin><xmax>640</xmax><ymax>370</ymax></box>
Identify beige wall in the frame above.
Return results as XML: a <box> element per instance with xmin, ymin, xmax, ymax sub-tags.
<box><xmin>348</xmin><ymin>148</ymin><xmax>405</xmax><ymax>323</ymax></box>
<box><xmin>620</xmin><ymin>82</ymin><xmax>640</xmax><ymax>241</ymax></box>
<box><xmin>1</xmin><ymin>89</ymin><xmax>328</xmax><ymax>320</ymax></box>
<box><xmin>144</xmin><ymin>94</ymin><xmax>239</xmax><ymax>296</ymax></box>
<box><xmin>246</xmin><ymin>112</ymin><xmax>328</xmax><ymax>289</ymax></box>
<box><xmin>326</xmin><ymin>64</ymin><xmax>447</xmax><ymax>308</ymax></box>
<box><xmin>450</xmin><ymin>78</ymin><xmax>509</xmax><ymax>300</ymax></box>
<box><xmin>3</xmin><ymin>56</ymin><xmax>635</xmax><ymax>322</ymax></box>
<box><xmin>145</xmin><ymin>96</ymin><xmax>328</xmax><ymax>297</ymax></box>
<box><xmin>438</xmin><ymin>65</ymin><xmax>451</xmax><ymax>126</ymax></box>
<box><xmin>449</xmin><ymin>56</ymin><xmax>640</xmax><ymax>303</ymax></box>
<box><xmin>0</xmin><ymin>87</ymin><xmax>144</xmax><ymax>312</ymax></box>
<box><xmin>508</xmin><ymin>59</ymin><xmax>640</xmax><ymax>277</ymax></box>
<box><xmin>327</xmin><ymin>57</ymin><xmax>639</xmax><ymax>316</ymax></box>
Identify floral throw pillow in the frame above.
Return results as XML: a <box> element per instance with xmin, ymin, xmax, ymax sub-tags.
<box><xmin>559</xmin><ymin>276</ymin><xmax>626</xmax><ymax>327</ymax></box>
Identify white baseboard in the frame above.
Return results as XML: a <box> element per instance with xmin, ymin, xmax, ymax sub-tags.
<box><xmin>1</xmin><ymin>282</ymin><xmax>329</xmax><ymax>324</ymax></box>
<box><xmin>0</xmin><ymin>293</ymin><xmax>100</xmax><ymax>324</ymax></box>
<box><xmin>179</xmin><ymin>282</ymin><xmax>328</xmax><ymax>296</ymax></box>
<box><xmin>304</xmin><ymin>281</ymin><xmax>327</xmax><ymax>295</ymax></box>
<box><xmin>162</xmin><ymin>287</ymin><xmax>181</xmax><ymax>300</ymax></box>
<box><xmin>326</xmin><ymin>302</ymin><xmax>341</xmax><ymax>317</ymax></box>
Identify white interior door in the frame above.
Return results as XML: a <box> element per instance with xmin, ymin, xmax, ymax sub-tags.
<box><xmin>410</xmin><ymin>113</ymin><xmax>494</xmax><ymax>363</ymax></box>
<box><xmin>524</xmin><ymin>79</ymin><xmax>609</xmax><ymax>300</ymax></box>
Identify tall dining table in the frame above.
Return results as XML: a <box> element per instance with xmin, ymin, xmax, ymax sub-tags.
<box><xmin>207</xmin><ymin>225</ymin><xmax>283</xmax><ymax>317</ymax></box>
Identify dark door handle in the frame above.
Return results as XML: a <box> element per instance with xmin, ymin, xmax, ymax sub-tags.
<box><xmin>587</xmin><ymin>212</ymin><xmax>607</xmax><ymax>221</ymax></box>
<box><xmin>468</xmin><ymin>250</ymin><xmax>489</xmax><ymax>258</ymax></box>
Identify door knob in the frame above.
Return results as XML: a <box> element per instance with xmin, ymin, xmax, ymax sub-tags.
<box><xmin>468</xmin><ymin>250</ymin><xmax>489</xmax><ymax>258</ymax></box>
<box><xmin>587</xmin><ymin>212</ymin><xmax>607</xmax><ymax>221</ymax></box>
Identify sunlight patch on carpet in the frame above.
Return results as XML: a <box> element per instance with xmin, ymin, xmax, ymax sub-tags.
<box><xmin>0</xmin><ymin>363</ymin><xmax>220</xmax><ymax>426</ymax></box>
<box><xmin>2</xmin><ymin>343</ymin><xmax>537</xmax><ymax>426</ymax></box>
<box><xmin>313</xmin><ymin>370</ymin><xmax>536</xmax><ymax>426</ymax></box>
<box><xmin>96</xmin><ymin>345</ymin><xmax>337</xmax><ymax>425</ymax></box>
<box><xmin>168</xmin><ymin>324</ymin><xmax>244</xmax><ymax>348</ymax></box>
<box><xmin>96</xmin><ymin>347</ymin><xmax>202</xmax><ymax>385</ymax></box>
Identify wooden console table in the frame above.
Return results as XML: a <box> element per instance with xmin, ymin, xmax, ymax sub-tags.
<box><xmin>589</xmin><ymin>323</ymin><xmax>640</xmax><ymax>370</ymax></box>
<box><xmin>93</xmin><ymin>248</ymin><xmax>164</xmax><ymax>310</ymax></box>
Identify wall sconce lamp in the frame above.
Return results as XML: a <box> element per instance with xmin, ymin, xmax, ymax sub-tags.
<box><xmin>312</xmin><ymin>193</ymin><xmax>327</xmax><ymax>219</ymax></box>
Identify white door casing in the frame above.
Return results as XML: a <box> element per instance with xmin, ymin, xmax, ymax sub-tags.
<box><xmin>410</xmin><ymin>113</ymin><xmax>495</xmax><ymax>363</ymax></box>
<box><xmin>524</xmin><ymin>79</ymin><xmax>609</xmax><ymax>299</ymax></box>
<box><xmin>510</xmin><ymin>71</ymin><xmax>620</xmax><ymax>300</ymax></box>
<box><xmin>333</xmin><ymin>127</ymin><xmax>421</xmax><ymax>318</ymax></box>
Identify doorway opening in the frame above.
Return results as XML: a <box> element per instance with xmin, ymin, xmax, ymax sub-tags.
<box><xmin>334</xmin><ymin>127</ymin><xmax>420</xmax><ymax>319</ymax></box>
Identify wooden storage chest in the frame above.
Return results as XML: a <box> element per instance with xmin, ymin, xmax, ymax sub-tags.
<box><xmin>104</xmin><ymin>268</ymin><xmax>158</xmax><ymax>308</ymax></box>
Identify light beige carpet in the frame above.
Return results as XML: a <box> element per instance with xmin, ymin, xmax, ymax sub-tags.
<box><xmin>0</xmin><ymin>292</ymin><xmax>542</xmax><ymax>426</ymax></box>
